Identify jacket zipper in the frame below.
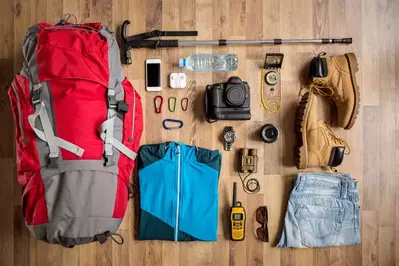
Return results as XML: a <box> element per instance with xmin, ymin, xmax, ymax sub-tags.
<box><xmin>129</xmin><ymin>89</ymin><xmax>136</xmax><ymax>142</ymax></box>
<box><xmin>174</xmin><ymin>144</ymin><xmax>181</xmax><ymax>241</ymax></box>
<box><xmin>11</xmin><ymin>83</ymin><xmax>28</xmax><ymax>145</ymax></box>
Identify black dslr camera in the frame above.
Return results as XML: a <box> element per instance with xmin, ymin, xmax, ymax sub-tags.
<box><xmin>205</xmin><ymin>76</ymin><xmax>251</xmax><ymax>122</ymax></box>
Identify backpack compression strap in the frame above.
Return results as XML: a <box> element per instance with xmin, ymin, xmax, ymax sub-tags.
<box><xmin>102</xmin><ymin>88</ymin><xmax>117</xmax><ymax>166</ymax></box>
<box><xmin>100</xmin><ymin>25</ymin><xmax>136</xmax><ymax>166</ymax></box>
<box><xmin>100</xmin><ymin>116</ymin><xmax>137</xmax><ymax>161</ymax></box>
<box><xmin>100</xmin><ymin>86</ymin><xmax>136</xmax><ymax>165</ymax></box>
<box><xmin>27</xmin><ymin>83</ymin><xmax>85</xmax><ymax>168</ymax></box>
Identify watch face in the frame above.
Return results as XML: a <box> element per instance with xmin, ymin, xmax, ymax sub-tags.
<box><xmin>224</xmin><ymin>131</ymin><xmax>236</xmax><ymax>143</ymax></box>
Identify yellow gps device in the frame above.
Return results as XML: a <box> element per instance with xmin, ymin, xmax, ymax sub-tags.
<box><xmin>230</xmin><ymin>182</ymin><xmax>246</xmax><ymax>241</ymax></box>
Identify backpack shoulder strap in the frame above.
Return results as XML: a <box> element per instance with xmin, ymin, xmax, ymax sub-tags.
<box><xmin>99</xmin><ymin>26</ymin><xmax>137</xmax><ymax>166</ymax></box>
<box><xmin>27</xmin><ymin>83</ymin><xmax>85</xmax><ymax>168</ymax></box>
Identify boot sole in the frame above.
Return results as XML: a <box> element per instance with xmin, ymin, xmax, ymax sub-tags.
<box><xmin>295</xmin><ymin>92</ymin><xmax>313</xmax><ymax>169</ymax></box>
<box><xmin>344</xmin><ymin>53</ymin><xmax>360</xmax><ymax>130</ymax></box>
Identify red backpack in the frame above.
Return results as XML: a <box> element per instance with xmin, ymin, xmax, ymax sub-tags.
<box><xmin>8</xmin><ymin>19</ymin><xmax>143</xmax><ymax>247</ymax></box>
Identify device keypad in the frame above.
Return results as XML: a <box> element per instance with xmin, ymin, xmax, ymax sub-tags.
<box><xmin>233</xmin><ymin>222</ymin><xmax>243</xmax><ymax>229</ymax></box>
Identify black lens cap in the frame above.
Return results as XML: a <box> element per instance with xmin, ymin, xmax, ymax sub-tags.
<box><xmin>260</xmin><ymin>124</ymin><xmax>279</xmax><ymax>143</ymax></box>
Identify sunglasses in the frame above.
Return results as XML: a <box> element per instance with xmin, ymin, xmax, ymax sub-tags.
<box><xmin>255</xmin><ymin>206</ymin><xmax>269</xmax><ymax>242</ymax></box>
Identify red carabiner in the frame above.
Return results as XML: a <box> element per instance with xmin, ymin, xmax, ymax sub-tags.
<box><xmin>154</xmin><ymin>96</ymin><xmax>163</xmax><ymax>114</ymax></box>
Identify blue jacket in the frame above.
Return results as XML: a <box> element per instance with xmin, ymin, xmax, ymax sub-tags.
<box><xmin>138</xmin><ymin>142</ymin><xmax>222</xmax><ymax>241</ymax></box>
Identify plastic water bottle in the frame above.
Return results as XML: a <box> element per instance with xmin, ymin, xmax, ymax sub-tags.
<box><xmin>179</xmin><ymin>54</ymin><xmax>238</xmax><ymax>72</ymax></box>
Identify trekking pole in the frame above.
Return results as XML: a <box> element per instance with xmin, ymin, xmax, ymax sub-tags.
<box><xmin>181</xmin><ymin>38</ymin><xmax>352</xmax><ymax>45</ymax></box>
<box><xmin>121</xmin><ymin>20</ymin><xmax>352</xmax><ymax>65</ymax></box>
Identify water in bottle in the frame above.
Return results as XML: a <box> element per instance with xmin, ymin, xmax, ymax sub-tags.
<box><xmin>179</xmin><ymin>54</ymin><xmax>238</xmax><ymax>72</ymax></box>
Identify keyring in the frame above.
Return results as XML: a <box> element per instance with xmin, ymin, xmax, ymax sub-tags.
<box><xmin>154</xmin><ymin>96</ymin><xmax>163</xmax><ymax>114</ymax></box>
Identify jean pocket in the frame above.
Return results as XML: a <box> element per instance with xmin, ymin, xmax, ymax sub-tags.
<box><xmin>294</xmin><ymin>204</ymin><xmax>344</xmax><ymax>247</ymax></box>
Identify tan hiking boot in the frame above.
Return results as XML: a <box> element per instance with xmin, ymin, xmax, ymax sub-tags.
<box><xmin>308</xmin><ymin>52</ymin><xmax>360</xmax><ymax>130</ymax></box>
<box><xmin>295</xmin><ymin>92</ymin><xmax>350</xmax><ymax>169</ymax></box>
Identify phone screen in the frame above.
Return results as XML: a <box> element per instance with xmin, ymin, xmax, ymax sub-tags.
<box><xmin>147</xmin><ymin>63</ymin><xmax>161</xmax><ymax>87</ymax></box>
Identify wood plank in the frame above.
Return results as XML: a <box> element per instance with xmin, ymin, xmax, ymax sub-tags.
<box><xmin>378</xmin><ymin>85</ymin><xmax>396</xmax><ymax>227</ymax></box>
<box><xmin>362</xmin><ymin>211</ymin><xmax>378</xmax><ymax>266</ymax></box>
<box><xmin>96</xmin><ymin>241</ymin><xmax>113</xmax><ymax>266</ymax></box>
<box><xmin>263</xmin><ymin>174</ymin><xmax>284</xmax><ymax>266</ymax></box>
<box><xmin>0</xmin><ymin>159</ymin><xmax>15</xmax><ymax>266</ymax></box>
<box><xmin>396</xmin><ymin>189</ymin><xmax>399</xmax><ymax>265</ymax></box>
<box><xmin>362</xmin><ymin>107</ymin><xmax>379</xmax><ymax>211</ymax></box>
<box><xmin>78</xmin><ymin>243</ymin><xmax>97</xmax><ymax>266</ymax></box>
<box><xmin>0</xmin><ymin>0</ymin><xmax>398</xmax><ymax>265</ymax></box>
<box><xmin>36</xmin><ymin>241</ymin><xmax>64</xmax><ymax>266</ymax></box>
<box><xmin>111</xmin><ymin>229</ymin><xmax>130</xmax><ymax>266</ymax></box>
<box><xmin>0</xmin><ymin>0</ymin><xmax>16</xmax><ymax>158</ymax></box>
<box><xmin>378</xmin><ymin>226</ymin><xmax>396</xmax><ymax>266</ymax></box>
<box><xmin>63</xmin><ymin>246</ymin><xmax>79</xmax><ymax>266</ymax></box>
<box><xmin>361</xmin><ymin>0</ymin><xmax>379</xmax><ymax>106</ymax></box>
<box><xmin>313</xmin><ymin>248</ymin><xmax>330</xmax><ymax>266</ymax></box>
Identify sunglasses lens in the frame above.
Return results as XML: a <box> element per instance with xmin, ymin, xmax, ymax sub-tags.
<box><xmin>256</xmin><ymin>207</ymin><xmax>266</xmax><ymax>224</ymax></box>
<box><xmin>256</xmin><ymin>227</ymin><xmax>268</xmax><ymax>242</ymax></box>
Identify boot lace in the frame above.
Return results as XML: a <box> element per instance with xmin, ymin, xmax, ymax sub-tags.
<box><xmin>323</xmin><ymin>122</ymin><xmax>351</xmax><ymax>155</ymax></box>
<box><xmin>298</xmin><ymin>81</ymin><xmax>335</xmax><ymax>99</ymax></box>
<box><xmin>298</xmin><ymin>52</ymin><xmax>335</xmax><ymax>99</ymax></box>
<box><xmin>309</xmin><ymin>81</ymin><xmax>334</xmax><ymax>96</ymax></box>
<box><xmin>320</xmin><ymin>122</ymin><xmax>351</xmax><ymax>172</ymax></box>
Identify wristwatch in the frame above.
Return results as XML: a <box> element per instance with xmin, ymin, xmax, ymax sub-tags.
<box><xmin>223</xmin><ymin>126</ymin><xmax>237</xmax><ymax>151</ymax></box>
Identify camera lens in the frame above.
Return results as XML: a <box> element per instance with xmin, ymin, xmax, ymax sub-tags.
<box><xmin>226</xmin><ymin>86</ymin><xmax>245</xmax><ymax>106</ymax></box>
<box><xmin>260</xmin><ymin>124</ymin><xmax>279</xmax><ymax>143</ymax></box>
<box><xmin>265</xmin><ymin>128</ymin><xmax>275</xmax><ymax>138</ymax></box>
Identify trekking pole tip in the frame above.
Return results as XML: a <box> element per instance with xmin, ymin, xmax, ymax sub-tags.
<box><xmin>342</xmin><ymin>38</ymin><xmax>352</xmax><ymax>44</ymax></box>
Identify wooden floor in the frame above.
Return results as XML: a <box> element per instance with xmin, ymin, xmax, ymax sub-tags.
<box><xmin>0</xmin><ymin>0</ymin><xmax>398</xmax><ymax>265</ymax></box>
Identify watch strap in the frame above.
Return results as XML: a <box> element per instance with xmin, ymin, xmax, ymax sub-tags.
<box><xmin>224</xmin><ymin>126</ymin><xmax>234</xmax><ymax>151</ymax></box>
<box><xmin>224</xmin><ymin>126</ymin><xmax>233</xmax><ymax>133</ymax></box>
<box><xmin>224</xmin><ymin>142</ymin><xmax>232</xmax><ymax>151</ymax></box>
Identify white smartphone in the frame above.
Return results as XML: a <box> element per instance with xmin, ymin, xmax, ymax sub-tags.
<box><xmin>146</xmin><ymin>59</ymin><xmax>162</xmax><ymax>91</ymax></box>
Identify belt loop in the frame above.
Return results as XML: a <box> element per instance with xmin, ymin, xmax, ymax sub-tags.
<box><xmin>340</xmin><ymin>181</ymin><xmax>348</xmax><ymax>198</ymax></box>
<box><xmin>295</xmin><ymin>174</ymin><xmax>305</xmax><ymax>191</ymax></box>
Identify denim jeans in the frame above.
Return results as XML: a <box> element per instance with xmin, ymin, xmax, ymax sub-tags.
<box><xmin>277</xmin><ymin>173</ymin><xmax>360</xmax><ymax>248</ymax></box>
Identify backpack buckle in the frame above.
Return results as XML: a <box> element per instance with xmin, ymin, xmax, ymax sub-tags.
<box><xmin>117</xmin><ymin>101</ymin><xmax>129</xmax><ymax>113</ymax></box>
<box><xmin>48</xmin><ymin>155</ymin><xmax>59</xmax><ymax>168</ymax></box>
<box><xmin>107</xmin><ymin>94</ymin><xmax>117</xmax><ymax>109</ymax></box>
<box><xmin>31</xmin><ymin>88</ymin><xmax>42</xmax><ymax>105</ymax></box>
<box><xmin>104</xmin><ymin>154</ymin><xmax>115</xmax><ymax>166</ymax></box>
<box><xmin>107</xmin><ymin>89</ymin><xmax>129</xmax><ymax>113</ymax></box>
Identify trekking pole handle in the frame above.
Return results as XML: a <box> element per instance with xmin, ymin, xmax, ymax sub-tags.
<box><xmin>121</xmin><ymin>20</ymin><xmax>131</xmax><ymax>43</ymax></box>
<box><xmin>127</xmin><ymin>40</ymin><xmax>179</xmax><ymax>49</ymax></box>
<box><xmin>334</xmin><ymin>38</ymin><xmax>352</xmax><ymax>43</ymax></box>
<box><xmin>323</xmin><ymin>38</ymin><xmax>352</xmax><ymax>44</ymax></box>
<box><xmin>157</xmin><ymin>40</ymin><xmax>179</xmax><ymax>48</ymax></box>
<box><xmin>124</xmin><ymin>49</ymin><xmax>132</xmax><ymax>65</ymax></box>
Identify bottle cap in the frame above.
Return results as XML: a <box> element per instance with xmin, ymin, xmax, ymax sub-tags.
<box><xmin>179</xmin><ymin>58</ymin><xmax>186</xmax><ymax>67</ymax></box>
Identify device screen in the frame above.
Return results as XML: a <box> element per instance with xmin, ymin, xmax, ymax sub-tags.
<box><xmin>233</xmin><ymin>213</ymin><xmax>243</xmax><ymax>221</ymax></box>
<box><xmin>147</xmin><ymin>63</ymin><xmax>161</xmax><ymax>87</ymax></box>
